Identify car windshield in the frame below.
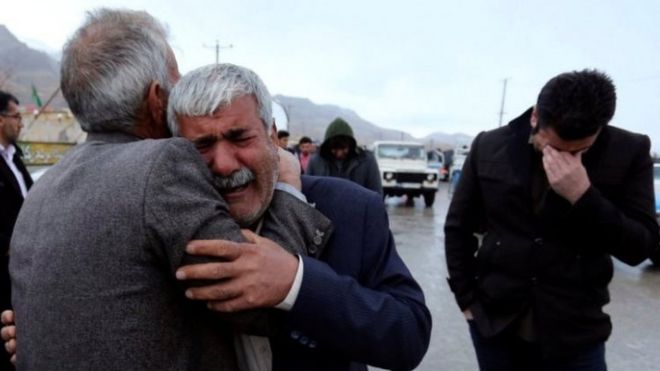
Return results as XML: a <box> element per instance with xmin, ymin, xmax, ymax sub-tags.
<box><xmin>378</xmin><ymin>145</ymin><xmax>425</xmax><ymax>160</ymax></box>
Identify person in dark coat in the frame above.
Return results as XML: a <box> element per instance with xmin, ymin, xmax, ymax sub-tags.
<box><xmin>0</xmin><ymin>90</ymin><xmax>32</xmax><ymax>370</ymax></box>
<box><xmin>445</xmin><ymin>69</ymin><xmax>658</xmax><ymax>371</ymax></box>
<box><xmin>306</xmin><ymin>117</ymin><xmax>382</xmax><ymax>195</ymax></box>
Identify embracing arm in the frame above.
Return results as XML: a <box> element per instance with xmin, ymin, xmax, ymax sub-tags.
<box><xmin>143</xmin><ymin>139</ymin><xmax>245</xmax><ymax>274</ymax></box>
<box><xmin>1</xmin><ymin>310</ymin><xmax>16</xmax><ymax>365</ymax></box>
<box><xmin>280</xmin><ymin>192</ymin><xmax>431</xmax><ymax>370</ymax></box>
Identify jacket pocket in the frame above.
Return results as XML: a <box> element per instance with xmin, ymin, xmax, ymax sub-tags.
<box><xmin>477</xmin><ymin>271</ymin><xmax>530</xmax><ymax>315</ymax></box>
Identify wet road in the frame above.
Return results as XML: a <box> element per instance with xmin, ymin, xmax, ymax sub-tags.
<box><xmin>378</xmin><ymin>182</ymin><xmax>660</xmax><ymax>371</ymax></box>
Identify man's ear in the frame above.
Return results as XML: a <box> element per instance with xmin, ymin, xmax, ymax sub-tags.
<box><xmin>269</xmin><ymin>120</ymin><xmax>278</xmax><ymax>144</ymax></box>
<box><xmin>147</xmin><ymin>80</ymin><xmax>168</xmax><ymax>128</ymax></box>
<box><xmin>530</xmin><ymin>106</ymin><xmax>538</xmax><ymax>129</ymax></box>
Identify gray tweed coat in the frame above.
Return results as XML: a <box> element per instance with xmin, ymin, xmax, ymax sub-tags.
<box><xmin>10</xmin><ymin>132</ymin><xmax>331</xmax><ymax>371</ymax></box>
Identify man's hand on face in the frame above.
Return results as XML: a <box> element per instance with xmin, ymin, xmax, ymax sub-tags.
<box><xmin>1</xmin><ymin>310</ymin><xmax>16</xmax><ymax>365</ymax></box>
<box><xmin>542</xmin><ymin>145</ymin><xmax>591</xmax><ymax>204</ymax></box>
<box><xmin>176</xmin><ymin>229</ymin><xmax>299</xmax><ymax>312</ymax></box>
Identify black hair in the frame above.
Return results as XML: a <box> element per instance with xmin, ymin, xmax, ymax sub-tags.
<box><xmin>0</xmin><ymin>91</ymin><xmax>19</xmax><ymax>113</ymax></box>
<box><xmin>536</xmin><ymin>69</ymin><xmax>616</xmax><ymax>140</ymax></box>
<box><xmin>277</xmin><ymin>130</ymin><xmax>290</xmax><ymax>139</ymax></box>
<box><xmin>298</xmin><ymin>136</ymin><xmax>312</xmax><ymax>145</ymax></box>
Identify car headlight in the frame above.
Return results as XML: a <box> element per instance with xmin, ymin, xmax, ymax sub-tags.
<box><xmin>384</xmin><ymin>172</ymin><xmax>394</xmax><ymax>180</ymax></box>
<box><xmin>427</xmin><ymin>173</ymin><xmax>437</xmax><ymax>181</ymax></box>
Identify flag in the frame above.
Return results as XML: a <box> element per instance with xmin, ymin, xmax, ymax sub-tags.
<box><xmin>31</xmin><ymin>84</ymin><xmax>43</xmax><ymax>108</ymax></box>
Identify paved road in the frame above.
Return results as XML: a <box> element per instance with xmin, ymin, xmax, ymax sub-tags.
<box><xmin>378</xmin><ymin>182</ymin><xmax>660</xmax><ymax>371</ymax></box>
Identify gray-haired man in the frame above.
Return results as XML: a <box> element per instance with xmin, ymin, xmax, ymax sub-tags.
<box><xmin>7</xmin><ymin>8</ymin><xmax>331</xmax><ymax>371</ymax></box>
<box><xmin>168</xmin><ymin>63</ymin><xmax>430</xmax><ymax>371</ymax></box>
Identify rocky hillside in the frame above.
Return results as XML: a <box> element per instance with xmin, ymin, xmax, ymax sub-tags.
<box><xmin>0</xmin><ymin>25</ymin><xmax>64</xmax><ymax>109</ymax></box>
<box><xmin>274</xmin><ymin>95</ymin><xmax>471</xmax><ymax>148</ymax></box>
<box><xmin>0</xmin><ymin>25</ymin><xmax>473</xmax><ymax>148</ymax></box>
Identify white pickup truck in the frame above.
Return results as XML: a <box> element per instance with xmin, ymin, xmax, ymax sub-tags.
<box><xmin>371</xmin><ymin>141</ymin><xmax>439</xmax><ymax>207</ymax></box>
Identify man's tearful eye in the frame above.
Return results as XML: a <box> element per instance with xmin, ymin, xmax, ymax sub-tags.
<box><xmin>224</xmin><ymin>128</ymin><xmax>254</xmax><ymax>145</ymax></box>
<box><xmin>193</xmin><ymin>137</ymin><xmax>216</xmax><ymax>152</ymax></box>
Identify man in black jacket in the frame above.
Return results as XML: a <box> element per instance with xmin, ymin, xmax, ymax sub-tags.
<box><xmin>445</xmin><ymin>69</ymin><xmax>658</xmax><ymax>371</ymax></box>
<box><xmin>0</xmin><ymin>91</ymin><xmax>32</xmax><ymax>370</ymax></box>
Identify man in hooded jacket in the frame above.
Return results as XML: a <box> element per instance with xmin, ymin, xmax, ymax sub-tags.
<box><xmin>306</xmin><ymin>117</ymin><xmax>382</xmax><ymax>195</ymax></box>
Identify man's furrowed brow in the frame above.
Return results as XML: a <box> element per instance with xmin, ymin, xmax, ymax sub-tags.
<box><xmin>191</xmin><ymin>134</ymin><xmax>218</xmax><ymax>147</ymax></box>
<box><xmin>222</xmin><ymin>127</ymin><xmax>249</xmax><ymax>140</ymax></box>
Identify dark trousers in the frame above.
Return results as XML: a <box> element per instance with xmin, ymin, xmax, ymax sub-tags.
<box><xmin>468</xmin><ymin>321</ymin><xmax>606</xmax><ymax>371</ymax></box>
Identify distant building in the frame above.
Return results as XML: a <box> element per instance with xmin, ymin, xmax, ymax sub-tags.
<box><xmin>17</xmin><ymin>110</ymin><xmax>83</xmax><ymax>166</ymax></box>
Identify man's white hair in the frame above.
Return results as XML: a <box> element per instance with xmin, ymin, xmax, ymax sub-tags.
<box><xmin>167</xmin><ymin>63</ymin><xmax>273</xmax><ymax>136</ymax></box>
<box><xmin>60</xmin><ymin>8</ymin><xmax>172</xmax><ymax>132</ymax></box>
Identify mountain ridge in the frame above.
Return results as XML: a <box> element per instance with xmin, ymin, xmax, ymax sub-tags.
<box><xmin>0</xmin><ymin>24</ymin><xmax>64</xmax><ymax>108</ymax></box>
<box><xmin>0</xmin><ymin>25</ymin><xmax>472</xmax><ymax>148</ymax></box>
<box><xmin>274</xmin><ymin>94</ymin><xmax>472</xmax><ymax>148</ymax></box>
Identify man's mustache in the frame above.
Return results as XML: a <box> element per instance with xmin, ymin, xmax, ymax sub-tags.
<box><xmin>212</xmin><ymin>168</ymin><xmax>256</xmax><ymax>191</ymax></box>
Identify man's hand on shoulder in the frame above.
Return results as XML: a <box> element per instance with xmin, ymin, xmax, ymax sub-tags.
<box><xmin>542</xmin><ymin>146</ymin><xmax>590</xmax><ymax>204</ymax></box>
<box><xmin>1</xmin><ymin>310</ymin><xmax>16</xmax><ymax>365</ymax></box>
<box><xmin>176</xmin><ymin>230</ymin><xmax>299</xmax><ymax>312</ymax></box>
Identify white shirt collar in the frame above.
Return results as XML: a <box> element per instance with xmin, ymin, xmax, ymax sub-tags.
<box><xmin>0</xmin><ymin>143</ymin><xmax>16</xmax><ymax>162</ymax></box>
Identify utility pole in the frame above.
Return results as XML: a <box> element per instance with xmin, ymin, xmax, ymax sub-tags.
<box><xmin>204</xmin><ymin>40</ymin><xmax>233</xmax><ymax>64</ymax></box>
<box><xmin>498</xmin><ymin>78</ymin><xmax>509</xmax><ymax>127</ymax></box>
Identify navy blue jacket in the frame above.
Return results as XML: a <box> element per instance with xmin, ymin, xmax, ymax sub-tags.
<box><xmin>272</xmin><ymin>176</ymin><xmax>431</xmax><ymax>371</ymax></box>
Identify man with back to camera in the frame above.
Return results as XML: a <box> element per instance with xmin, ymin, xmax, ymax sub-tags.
<box><xmin>445</xmin><ymin>69</ymin><xmax>658</xmax><ymax>371</ymax></box>
<box><xmin>0</xmin><ymin>91</ymin><xmax>32</xmax><ymax>371</ymax></box>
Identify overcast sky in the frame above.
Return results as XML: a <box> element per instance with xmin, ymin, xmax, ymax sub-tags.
<box><xmin>2</xmin><ymin>0</ymin><xmax>660</xmax><ymax>149</ymax></box>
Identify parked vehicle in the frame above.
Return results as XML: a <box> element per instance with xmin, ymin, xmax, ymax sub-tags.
<box><xmin>371</xmin><ymin>141</ymin><xmax>439</xmax><ymax>207</ymax></box>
